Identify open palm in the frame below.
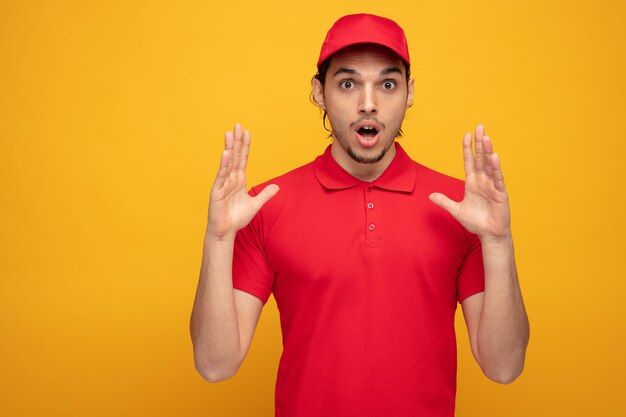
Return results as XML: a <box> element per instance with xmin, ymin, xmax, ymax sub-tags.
<box><xmin>207</xmin><ymin>124</ymin><xmax>279</xmax><ymax>240</ymax></box>
<box><xmin>429</xmin><ymin>125</ymin><xmax>511</xmax><ymax>241</ymax></box>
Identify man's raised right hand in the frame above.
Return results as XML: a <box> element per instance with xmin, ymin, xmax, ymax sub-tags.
<box><xmin>206</xmin><ymin>124</ymin><xmax>279</xmax><ymax>241</ymax></box>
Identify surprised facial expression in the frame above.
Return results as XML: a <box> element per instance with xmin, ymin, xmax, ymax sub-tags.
<box><xmin>313</xmin><ymin>44</ymin><xmax>414</xmax><ymax>172</ymax></box>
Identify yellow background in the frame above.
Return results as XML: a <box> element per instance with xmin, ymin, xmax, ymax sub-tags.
<box><xmin>1</xmin><ymin>0</ymin><xmax>625</xmax><ymax>415</ymax></box>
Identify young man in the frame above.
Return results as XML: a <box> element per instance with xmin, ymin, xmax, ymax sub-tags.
<box><xmin>191</xmin><ymin>13</ymin><xmax>529</xmax><ymax>417</ymax></box>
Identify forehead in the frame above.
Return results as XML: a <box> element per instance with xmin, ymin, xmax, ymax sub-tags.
<box><xmin>327</xmin><ymin>43</ymin><xmax>405</xmax><ymax>74</ymax></box>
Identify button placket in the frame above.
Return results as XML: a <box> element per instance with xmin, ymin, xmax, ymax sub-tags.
<box><xmin>364</xmin><ymin>187</ymin><xmax>380</xmax><ymax>247</ymax></box>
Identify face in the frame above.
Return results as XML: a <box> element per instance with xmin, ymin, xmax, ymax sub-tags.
<box><xmin>313</xmin><ymin>44</ymin><xmax>414</xmax><ymax>173</ymax></box>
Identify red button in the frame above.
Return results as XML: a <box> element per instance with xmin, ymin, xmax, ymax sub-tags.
<box><xmin>368</xmin><ymin>224</ymin><xmax>375</xmax><ymax>231</ymax></box>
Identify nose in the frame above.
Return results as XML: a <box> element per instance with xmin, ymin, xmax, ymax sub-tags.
<box><xmin>359</xmin><ymin>85</ymin><xmax>377</xmax><ymax>114</ymax></box>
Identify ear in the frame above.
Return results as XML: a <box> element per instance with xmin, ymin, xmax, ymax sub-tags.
<box><xmin>406</xmin><ymin>78</ymin><xmax>414</xmax><ymax>108</ymax></box>
<box><xmin>312</xmin><ymin>78</ymin><xmax>326</xmax><ymax>110</ymax></box>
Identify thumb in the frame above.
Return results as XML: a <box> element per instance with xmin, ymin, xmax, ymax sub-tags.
<box><xmin>429</xmin><ymin>192</ymin><xmax>460</xmax><ymax>218</ymax></box>
<box><xmin>252</xmin><ymin>184</ymin><xmax>280</xmax><ymax>211</ymax></box>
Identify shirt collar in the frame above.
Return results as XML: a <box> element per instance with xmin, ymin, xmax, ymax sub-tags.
<box><xmin>314</xmin><ymin>142</ymin><xmax>416</xmax><ymax>193</ymax></box>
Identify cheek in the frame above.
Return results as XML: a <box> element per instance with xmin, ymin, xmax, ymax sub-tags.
<box><xmin>326</xmin><ymin>112</ymin><xmax>346</xmax><ymax>132</ymax></box>
<box><xmin>389</xmin><ymin>99</ymin><xmax>409</xmax><ymax>119</ymax></box>
<box><xmin>325</xmin><ymin>100</ymin><xmax>350</xmax><ymax>127</ymax></box>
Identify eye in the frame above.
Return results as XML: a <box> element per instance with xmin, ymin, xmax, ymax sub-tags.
<box><xmin>339</xmin><ymin>80</ymin><xmax>355</xmax><ymax>89</ymax></box>
<box><xmin>382</xmin><ymin>80</ymin><xmax>397</xmax><ymax>90</ymax></box>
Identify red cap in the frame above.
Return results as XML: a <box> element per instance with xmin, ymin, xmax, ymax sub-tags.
<box><xmin>317</xmin><ymin>14</ymin><xmax>410</xmax><ymax>70</ymax></box>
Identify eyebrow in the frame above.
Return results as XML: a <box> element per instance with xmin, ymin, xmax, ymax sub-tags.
<box><xmin>380</xmin><ymin>67</ymin><xmax>403</xmax><ymax>76</ymax></box>
<box><xmin>333</xmin><ymin>67</ymin><xmax>358</xmax><ymax>77</ymax></box>
<box><xmin>332</xmin><ymin>66</ymin><xmax>404</xmax><ymax>77</ymax></box>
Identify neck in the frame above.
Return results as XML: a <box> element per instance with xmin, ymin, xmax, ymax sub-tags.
<box><xmin>330</xmin><ymin>142</ymin><xmax>397</xmax><ymax>182</ymax></box>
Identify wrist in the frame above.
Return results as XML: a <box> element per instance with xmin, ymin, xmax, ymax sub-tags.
<box><xmin>204</xmin><ymin>229</ymin><xmax>237</xmax><ymax>245</ymax></box>
<box><xmin>479</xmin><ymin>231</ymin><xmax>513</xmax><ymax>248</ymax></box>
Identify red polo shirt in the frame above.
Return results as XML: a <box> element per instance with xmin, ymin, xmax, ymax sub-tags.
<box><xmin>233</xmin><ymin>142</ymin><xmax>484</xmax><ymax>417</ymax></box>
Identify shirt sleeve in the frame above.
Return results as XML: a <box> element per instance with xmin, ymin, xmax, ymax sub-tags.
<box><xmin>231</xmin><ymin>189</ymin><xmax>275</xmax><ymax>305</ymax></box>
<box><xmin>456</xmin><ymin>233</ymin><xmax>485</xmax><ymax>303</ymax></box>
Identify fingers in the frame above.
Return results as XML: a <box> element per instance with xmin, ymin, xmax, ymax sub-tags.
<box><xmin>218</xmin><ymin>127</ymin><xmax>235</xmax><ymax>179</ymax></box>
<box><xmin>428</xmin><ymin>192</ymin><xmax>460</xmax><ymax>218</ymax></box>
<box><xmin>252</xmin><ymin>184</ymin><xmax>280</xmax><ymax>211</ymax></box>
<box><xmin>239</xmin><ymin>129</ymin><xmax>251</xmax><ymax>173</ymax></box>
<box><xmin>226</xmin><ymin>123</ymin><xmax>252</xmax><ymax>174</ymax></box>
<box><xmin>490</xmin><ymin>153</ymin><xmax>507</xmax><ymax>192</ymax></box>
<box><xmin>482</xmin><ymin>135</ymin><xmax>494</xmax><ymax>178</ymax></box>
<box><xmin>224</xmin><ymin>129</ymin><xmax>235</xmax><ymax>173</ymax></box>
<box><xmin>462</xmin><ymin>132</ymin><xmax>475</xmax><ymax>178</ymax></box>
<box><xmin>468</xmin><ymin>125</ymin><xmax>499</xmax><ymax>181</ymax></box>
<box><xmin>214</xmin><ymin>123</ymin><xmax>244</xmax><ymax>191</ymax></box>
<box><xmin>478</xmin><ymin>131</ymin><xmax>506</xmax><ymax>191</ymax></box>
<box><xmin>231</xmin><ymin>123</ymin><xmax>244</xmax><ymax>171</ymax></box>
<box><xmin>482</xmin><ymin>134</ymin><xmax>492</xmax><ymax>154</ymax></box>
<box><xmin>213</xmin><ymin>147</ymin><xmax>231</xmax><ymax>190</ymax></box>
<box><xmin>473</xmin><ymin>124</ymin><xmax>486</xmax><ymax>172</ymax></box>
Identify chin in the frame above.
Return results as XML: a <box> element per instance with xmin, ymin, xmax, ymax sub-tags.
<box><xmin>349</xmin><ymin>138</ymin><xmax>396</xmax><ymax>165</ymax></box>
<box><xmin>347</xmin><ymin>147</ymin><xmax>387</xmax><ymax>164</ymax></box>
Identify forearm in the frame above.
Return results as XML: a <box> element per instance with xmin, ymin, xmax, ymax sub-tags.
<box><xmin>476</xmin><ymin>235</ymin><xmax>529</xmax><ymax>383</ymax></box>
<box><xmin>190</xmin><ymin>234</ymin><xmax>242</xmax><ymax>381</ymax></box>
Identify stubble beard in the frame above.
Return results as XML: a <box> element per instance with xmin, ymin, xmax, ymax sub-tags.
<box><xmin>332</xmin><ymin>125</ymin><xmax>401</xmax><ymax>165</ymax></box>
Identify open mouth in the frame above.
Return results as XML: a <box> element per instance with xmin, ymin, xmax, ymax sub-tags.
<box><xmin>353</xmin><ymin>119</ymin><xmax>383</xmax><ymax>148</ymax></box>
<box><xmin>357</xmin><ymin>126</ymin><xmax>379</xmax><ymax>139</ymax></box>
<box><xmin>355</xmin><ymin>123</ymin><xmax>381</xmax><ymax>148</ymax></box>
